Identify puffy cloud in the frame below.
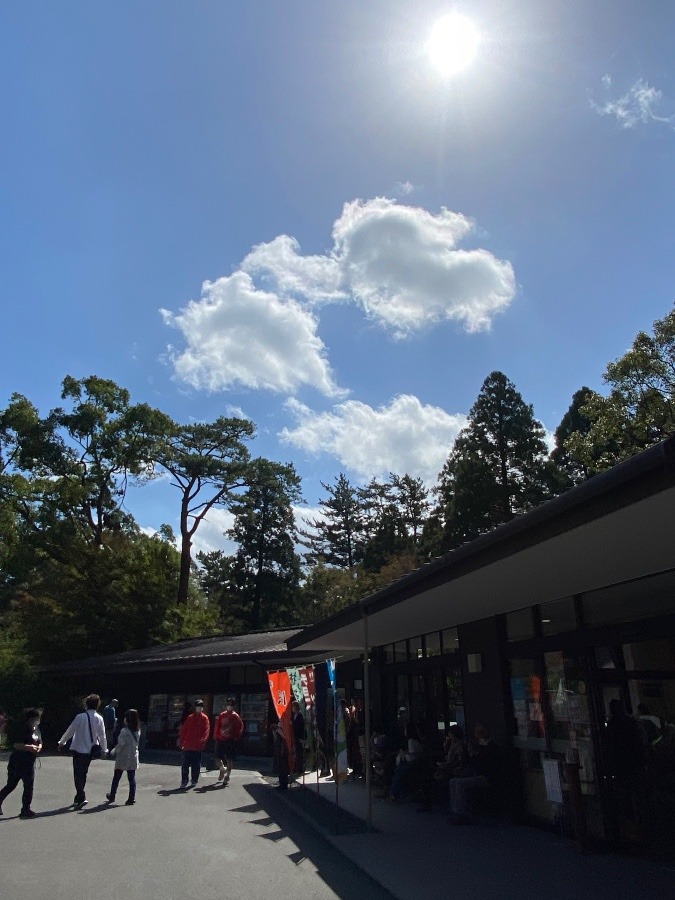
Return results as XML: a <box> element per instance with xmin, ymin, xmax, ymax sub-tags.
<box><xmin>333</xmin><ymin>198</ymin><xmax>515</xmax><ymax>336</ymax></box>
<box><xmin>591</xmin><ymin>78</ymin><xmax>674</xmax><ymax>129</ymax></box>
<box><xmin>242</xmin><ymin>235</ymin><xmax>344</xmax><ymax>302</ymax></box>
<box><xmin>161</xmin><ymin>271</ymin><xmax>345</xmax><ymax>397</ymax></box>
<box><xmin>162</xmin><ymin>197</ymin><xmax>516</xmax><ymax>395</ymax></box>
<box><xmin>280</xmin><ymin>395</ymin><xmax>468</xmax><ymax>484</ymax></box>
<box><xmin>241</xmin><ymin>198</ymin><xmax>515</xmax><ymax>337</ymax></box>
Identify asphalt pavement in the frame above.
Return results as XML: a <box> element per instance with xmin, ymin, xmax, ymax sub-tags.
<box><xmin>0</xmin><ymin>754</ymin><xmax>395</xmax><ymax>900</ymax></box>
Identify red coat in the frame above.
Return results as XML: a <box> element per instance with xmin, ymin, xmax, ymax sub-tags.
<box><xmin>215</xmin><ymin>710</ymin><xmax>244</xmax><ymax>742</ymax></box>
<box><xmin>179</xmin><ymin>712</ymin><xmax>211</xmax><ymax>751</ymax></box>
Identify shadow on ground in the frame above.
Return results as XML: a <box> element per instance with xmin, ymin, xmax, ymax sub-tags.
<box><xmin>238</xmin><ymin>782</ymin><xmax>395</xmax><ymax>900</ymax></box>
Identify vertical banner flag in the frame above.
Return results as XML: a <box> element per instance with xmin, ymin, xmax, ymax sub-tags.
<box><xmin>298</xmin><ymin>665</ymin><xmax>317</xmax><ymax>768</ymax></box>
<box><xmin>326</xmin><ymin>658</ymin><xmax>348</xmax><ymax>783</ymax></box>
<box><xmin>267</xmin><ymin>669</ymin><xmax>296</xmax><ymax>773</ymax></box>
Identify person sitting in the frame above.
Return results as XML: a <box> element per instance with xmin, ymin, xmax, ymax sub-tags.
<box><xmin>388</xmin><ymin>724</ymin><xmax>424</xmax><ymax>802</ymax></box>
<box><xmin>418</xmin><ymin>724</ymin><xmax>469</xmax><ymax>812</ymax></box>
<box><xmin>447</xmin><ymin>724</ymin><xmax>501</xmax><ymax>824</ymax></box>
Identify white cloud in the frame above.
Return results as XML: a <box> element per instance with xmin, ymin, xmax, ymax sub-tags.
<box><xmin>242</xmin><ymin>198</ymin><xmax>515</xmax><ymax>337</ymax></box>
<box><xmin>332</xmin><ymin>198</ymin><xmax>515</xmax><ymax>336</ymax></box>
<box><xmin>242</xmin><ymin>235</ymin><xmax>344</xmax><ymax>302</ymax></box>
<box><xmin>190</xmin><ymin>508</ymin><xmax>239</xmax><ymax>558</ymax></box>
<box><xmin>591</xmin><ymin>78</ymin><xmax>674</xmax><ymax>129</ymax></box>
<box><xmin>161</xmin><ymin>271</ymin><xmax>345</xmax><ymax>397</ymax></box>
<box><xmin>162</xmin><ymin>197</ymin><xmax>516</xmax><ymax>394</ymax></box>
<box><xmin>280</xmin><ymin>395</ymin><xmax>468</xmax><ymax>484</ymax></box>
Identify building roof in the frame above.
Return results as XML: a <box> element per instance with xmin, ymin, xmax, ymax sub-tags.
<box><xmin>42</xmin><ymin>627</ymin><xmax>325</xmax><ymax>676</ymax></box>
<box><xmin>288</xmin><ymin>435</ymin><xmax>675</xmax><ymax>652</ymax></box>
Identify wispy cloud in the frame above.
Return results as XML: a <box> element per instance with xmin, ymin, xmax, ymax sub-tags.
<box><xmin>591</xmin><ymin>77</ymin><xmax>674</xmax><ymax>129</ymax></box>
<box><xmin>280</xmin><ymin>394</ymin><xmax>467</xmax><ymax>484</ymax></box>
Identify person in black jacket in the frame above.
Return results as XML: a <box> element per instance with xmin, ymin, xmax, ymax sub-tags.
<box><xmin>0</xmin><ymin>708</ymin><xmax>43</xmax><ymax>819</ymax></box>
<box><xmin>447</xmin><ymin>724</ymin><xmax>501</xmax><ymax>824</ymax></box>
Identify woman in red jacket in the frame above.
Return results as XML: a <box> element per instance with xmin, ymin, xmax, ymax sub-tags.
<box><xmin>214</xmin><ymin>698</ymin><xmax>244</xmax><ymax>784</ymax></box>
<box><xmin>178</xmin><ymin>699</ymin><xmax>210</xmax><ymax>789</ymax></box>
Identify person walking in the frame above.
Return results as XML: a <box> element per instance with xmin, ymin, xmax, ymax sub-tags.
<box><xmin>102</xmin><ymin>699</ymin><xmax>118</xmax><ymax>749</ymax></box>
<box><xmin>58</xmin><ymin>693</ymin><xmax>107</xmax><ymax>809</ymax></box>
<box><xmin>106</xmin><ymin>709</ymin><xmax>140</xmax><ymax>806</ymax></box>
<box><xmin>0</xmin><ymin>708</ymin><xmax>43</xmax><ymax>819</ymax></box>
<box><xmin>178</xmin><ymin>699</ymin><xmax>210</xmax><ymax>789</ymax></box>
<box><xmin>214</xmin><ymin>698</ymin><xmax>244</xmax><ymax>785</ymax></box>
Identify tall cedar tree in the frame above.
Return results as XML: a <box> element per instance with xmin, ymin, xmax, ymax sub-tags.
<box><xmin>551</xmin><ymin>387</ymin><xmax>595</xmax><ymax>486</ymax></box>
<box><xmin>225</xmin><ymin>458</ymin><xmax>302</xmax><ymax>630</ymax></box>
<box><xmin>300</xmin><ymin>473</ymin><xmax>365</xmax><ymax>569</ymax></box>
<box><xmin>438</xmin><ymin>371</ymin><xmax>555</xmax><ymax>549</ymax></box>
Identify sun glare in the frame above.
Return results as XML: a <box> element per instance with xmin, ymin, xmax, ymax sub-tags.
<box><xmin>427</xmin><ymin>13</ymin><xmax>479</xmax><ymax>77</ymax></box>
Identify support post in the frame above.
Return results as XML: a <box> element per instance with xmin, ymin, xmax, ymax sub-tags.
<box><xmin>363</xmin><ymin>610</ymin><xmax>372</xmax><ymax>830</ymax></box>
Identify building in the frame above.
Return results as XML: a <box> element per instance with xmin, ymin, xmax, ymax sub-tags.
<box><xmin>287</xmin><ymin>435</ymin><xmax>675</xmax><ymax>852</ymax></box>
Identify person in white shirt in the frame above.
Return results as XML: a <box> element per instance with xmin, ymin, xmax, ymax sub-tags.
<box><xmin>58</xmin><ymin>693</ymin><xmax>107</xmax><ymax>809</ymax></box>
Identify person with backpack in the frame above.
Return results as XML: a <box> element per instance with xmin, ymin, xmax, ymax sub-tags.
<box><xmin>0</xmin><ymin>707</ymin><xmax>43</xmax><ymax>819</ymax></box>
<box><xmin>106</xmin><ymin>709</ymin><xmax>141</xmax><ymax>806</ymax></box>
<box><xmin>58</xmin><ymin>693</ymin><xmax>107</xmax><ymax>809</ymax></box>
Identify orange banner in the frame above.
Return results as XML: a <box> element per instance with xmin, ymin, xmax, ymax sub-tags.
<box><xmin>268</xmin><ymin>670</ymin><xmax>296</xmax><ymax>773</ymax></box>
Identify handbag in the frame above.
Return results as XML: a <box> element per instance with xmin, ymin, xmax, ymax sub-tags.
<box><xmin>86</xmin><ymin>711</ymin><xmax>103</xmax><ymax>759</ymax></box>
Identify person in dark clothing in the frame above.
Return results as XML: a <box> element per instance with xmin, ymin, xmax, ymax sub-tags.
<box><xmin>418</xmin><ymin>724</ymin><xmax>469</xmax><ymax>813</ymax></box>
<box><xmin>290</xmin><ymin>701</ymin><xmax>306</xmax><ymax>774</ymax></box>
<box><xmin>0</xmin><ymin>708</ymin><xmax>43</xmax><ymax>818</ymax></box>
<box><xmin>603</xmin><ymin>699</ymin><xmax>647</xmax><ymax>844</ymax></box>
<box><xmin>447</xmin><ymin>724</ymin><xmax>501</xmax><ymax>824</ymax></box>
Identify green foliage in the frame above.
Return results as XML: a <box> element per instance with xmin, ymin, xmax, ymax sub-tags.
<box><xmin>224</xmin><ymin>459</ymin><xmax>303</xmax><ymax>630</ymax></box>
<box><xmin>438</xmin><ymin>372</ymin><xmax>556</xmax><ymax>548</ymax></box>
<box><xmin>301</xmin><ymin>474</ymin><xmax>366</xmax><ymax>569</ymax></box>
<box><xmin>566</xmin><ymin>306</ymin><xmax>675</xmax><ymax>473</ymax></box>
<box><xmin>156</xmin><ymin>416</ymin><xmax>255</xmax><ymax>603</ymax></box>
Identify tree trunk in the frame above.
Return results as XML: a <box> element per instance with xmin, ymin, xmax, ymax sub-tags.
<box><xmin>178</xmin><ymin>534</ymin><xmax>192</xmax><ymax>604</ymax></box>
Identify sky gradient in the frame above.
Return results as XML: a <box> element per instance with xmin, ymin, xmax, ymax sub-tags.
<box><xmin>2</xmin><ymin>1</ymin><xmax>674</xmax><ymax>554</ymax></box>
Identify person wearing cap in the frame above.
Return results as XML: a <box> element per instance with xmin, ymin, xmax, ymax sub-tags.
<box><xmin>178</xmin><ymin>699</ymin><xmax>210</xmax><ymax>789</ymax></box>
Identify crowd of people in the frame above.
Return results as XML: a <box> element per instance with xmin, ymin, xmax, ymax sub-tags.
<box><xmin>0</xmin><ymin>694</ymin><xmax>245</xmax><ymax>817</ymax></box>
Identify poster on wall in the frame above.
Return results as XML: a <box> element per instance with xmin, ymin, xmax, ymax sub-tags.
<box><xmin>240</xmin><ymin>693</ymin><xmax>269</xmax><ymax>739</ymax></box>
<box><xmin>147</xmin><ymin>695</ymin><xmax>168</xmax><ymax>732</ymax></box>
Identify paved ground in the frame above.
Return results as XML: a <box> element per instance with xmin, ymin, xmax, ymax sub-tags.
<box><xmin>2</xmin><ymin>754</ymin><xmax>674</xmax><ymax>900</ymax></box>
<box><xmin>281</xmin><ymin>773</ymin><xmax>675</xmax><ymax>900</ymax></box>
<box><xmin>0</xmin><ymin>755</ymin><xmax>395</xmax><ymax>900</ymax></box>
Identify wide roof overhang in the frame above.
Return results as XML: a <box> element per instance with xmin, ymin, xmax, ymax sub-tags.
<box><xmin>288</xmin><ymin>437</ymin><xmax>675</xmax><ymax>653</ymax></box>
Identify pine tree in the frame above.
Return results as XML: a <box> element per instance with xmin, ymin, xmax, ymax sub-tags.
<box><xmin>300</xmin><ymin>473</ymin><xmax>365</xmax><ymax>569</ymax></box>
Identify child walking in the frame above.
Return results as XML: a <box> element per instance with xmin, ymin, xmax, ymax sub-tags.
<box><xmin>106</xmin><ymin>709</ymin><xmax>140</xmax><ymax>806</ymax></box>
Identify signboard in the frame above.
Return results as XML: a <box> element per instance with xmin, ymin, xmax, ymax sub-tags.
<box><xmin>542</xmin><ymin>758</ymin><xmax>563</xmax><ymax>805</ymax></box>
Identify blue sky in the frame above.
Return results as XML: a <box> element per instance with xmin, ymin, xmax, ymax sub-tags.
<box><xmin>2</xmin><ymin>2</ymin><xmax>674</xmax><ymax>554</ymax></box>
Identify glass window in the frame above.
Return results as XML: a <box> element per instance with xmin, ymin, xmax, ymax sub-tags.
<box><xmin>584</xmin><ymin>569</ymin><xmax>675</xmax><ymax>626</ymax></box>
<box><xmin>393</xmin><ymin>641</ymin><xmax>407</xmax><ymax>663</ymax></box>
<box><xmin>623</xmin><ymin>640</ymin><xmax>675</xmax><ymax>673</ymax></box>
<box><xmin>509</xmin><ymin>658</ymin><xmax>545</xmax><ymax>739</ymax></box>
<box><xmin>425</xmin><ymin>631</ymin><xmax>441</xmax><ymax>657</ymax></box>
<box><xmin>594</xmin><ymin>646</ymin><xmax>618</xmax><ymax>670</ymax></box>
<box><xmin>506</xmin><ymin>608</ymin><xmax>535</xmax><ymax>642</ymax></box>
<box><xmin>383</xmin><ymin>644</ymin><xmax>394</xmax><ymax>664</ymax></box>
<box><xmin>408</xmin><ymin>635</ymin><xmax>423</xmax><ymax>660</ymax></box>
<box><xmin>540</xmin><ymin>596</ymin><xmax>577</xmax><ymax>636</ymax></box>
<box><xmin>442</xmin><ymin>627</ymin><xmax>459</xmax><ymax>654</ymax></box>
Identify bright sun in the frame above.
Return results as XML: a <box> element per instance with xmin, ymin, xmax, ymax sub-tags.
<box><xmin>427</xmin><ymin>13</ymin><xmax>479</xmax><ymax>77</ymax></box>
